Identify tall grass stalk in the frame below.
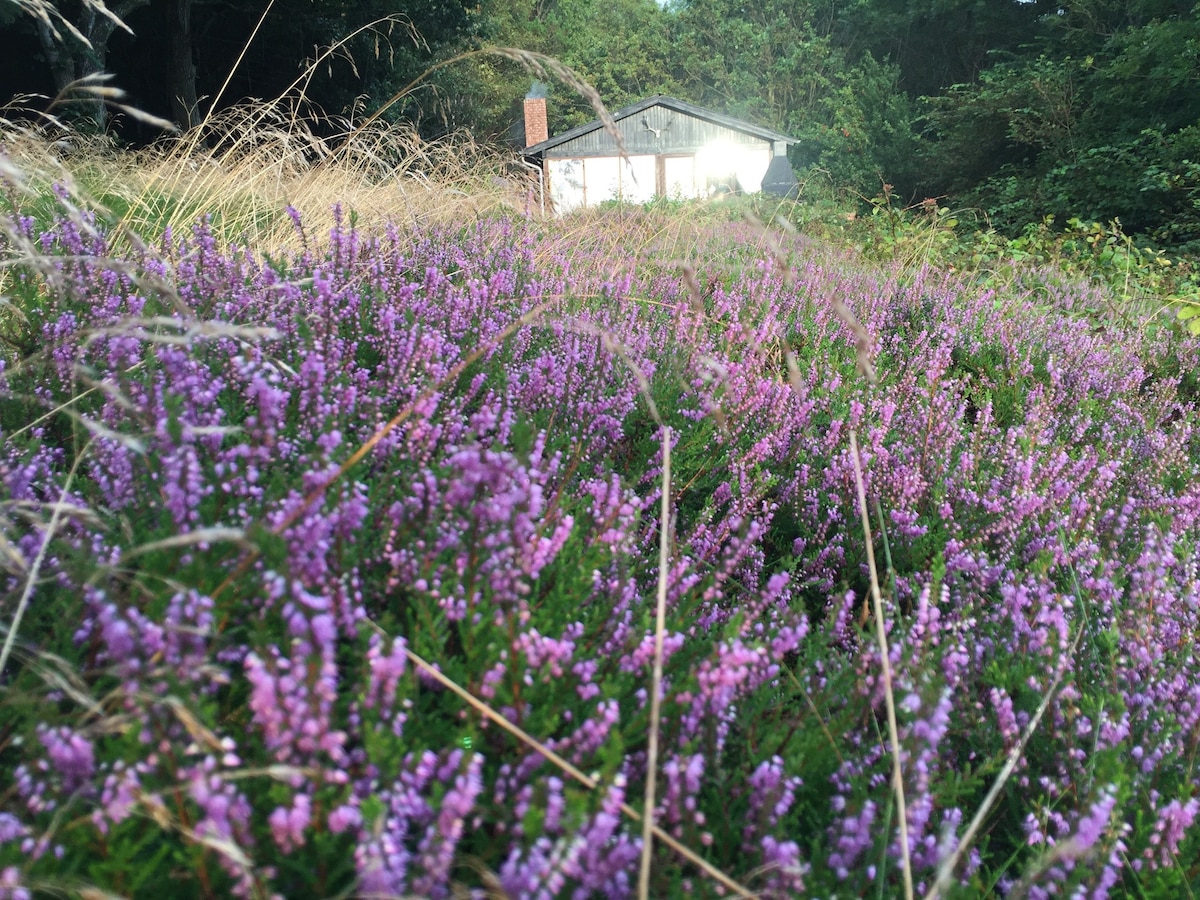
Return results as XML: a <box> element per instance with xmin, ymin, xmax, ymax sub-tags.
<box><xmin>192</xmin><ymin>0</ymin><xmax>278</xmax><ymax>135</ymax></box>
<box><xmin>637</xmin><ymin>424</ymin><xmax>672</xmax><ymax>900</ymax></box>
<box><xmin>925</xmin><ymin>559</ymin><xmax>1089</xmax><ymax>899</ymax></box>
<box><xmin>850</xmin><ymin>428</ymin><xmax>914</xmax><ymax>900</ymax></box>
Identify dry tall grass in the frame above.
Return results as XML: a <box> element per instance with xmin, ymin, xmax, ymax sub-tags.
<box><xmin>1</xmin><ymin>1</ymin><xmax>541</xmax><ymax>252</ymax></box>
<box><xmin>0</xmin><ymin>103</ymin><xmax>528</xmax><ymax>255</ymax></box>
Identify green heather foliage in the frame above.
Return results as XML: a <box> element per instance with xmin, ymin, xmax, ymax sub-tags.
<box><xmin>800</xmin><ymin>185</ymin><xmax>1200</xmax><ymax>336</ymax></box>
<box><xmin>2</xmin><ymin>165</ymin><xmax>1200</xmax><ymax>900</ymax></box>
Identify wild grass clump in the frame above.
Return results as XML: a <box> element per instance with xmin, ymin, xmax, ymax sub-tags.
<box><xmin>2</xmin><ymin>146</ymin><xmax>1200</xmax><ymax>900</ymax></box>
<box><xmin>0</xmin><ymin>101</ymin><xmax>525</xmax><ymax>261</ymax></box>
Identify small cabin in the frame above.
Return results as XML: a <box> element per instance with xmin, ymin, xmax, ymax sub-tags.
<box><xmin>521</xmin><ymin>95</ymin><xmax>799</xmax><ymax>213</ymax></box>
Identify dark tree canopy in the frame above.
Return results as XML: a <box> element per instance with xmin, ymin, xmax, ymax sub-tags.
<box><xmin>1</xmin><ymin>0</ymin><xmax>482</xmax><ymax>136</ymax></box>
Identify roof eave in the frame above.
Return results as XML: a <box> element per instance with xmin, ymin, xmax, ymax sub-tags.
<box><xmin>520</xmin><ymin>95</ymin><xmax>797</xmax><ymax>157</ymax></box>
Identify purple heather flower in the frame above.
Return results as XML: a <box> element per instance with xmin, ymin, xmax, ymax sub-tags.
<box><xmin>37</xmin><ymin>727</ymin><xmax>94</xmax><ymax>795</ymax></box>
<box><xmin>268</xmin><ymin>793</ymin><xmax>311</xmax><ymax>853</ymax></box>
<box><xmin>1144</xmin><ymin>797</ymin><xmax>1198</xmax><ymax>868</ymax></box>
<box><xmin>0</xmin><ymin>866</ymin><xmax>30</xmax><ymax>900</ymax></box>
<box><xmin>829</xmin><ymin>799</ymin><xmax>877</xmax><ymax>879</ymax></box>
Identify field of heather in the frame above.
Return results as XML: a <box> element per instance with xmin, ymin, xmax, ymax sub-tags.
<box><xmin>2</xmin><ymin>170</ymin><xmax>1200</xmax><ymax>899</ymax></box>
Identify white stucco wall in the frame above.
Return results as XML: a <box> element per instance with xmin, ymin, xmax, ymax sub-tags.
<box><xmin>623</xmin><ymin>156</ymin><xmax>657</xmax><ymax>203</ymax></box>
<box><xmin>547</xmin><ymin>155</ymin><xmax>660</xmax><ymax>210</ymax></box>
<box><xmin>546</xmin><ymin>158</ymin><xmax>585</xmax><ymax>213</ymax></box>
<box><xmin>546</xmin><ymin>144</ymin><xmax>774</xmax><ymax>212</ymax></box>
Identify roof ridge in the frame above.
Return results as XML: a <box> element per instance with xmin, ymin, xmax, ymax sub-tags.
<box><xmin>521</xmin><ymin>96</ymin><xmax>796</xmax><ymax>156</ymax></box>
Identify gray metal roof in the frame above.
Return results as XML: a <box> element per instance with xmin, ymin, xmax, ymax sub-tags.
<box><xmin>521</xmin><ymin>95</ymin><xmax>797</xmax><ymax>158</ymax></box>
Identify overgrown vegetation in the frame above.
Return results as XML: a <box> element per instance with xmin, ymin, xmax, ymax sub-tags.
<box><xmin>3</xmin><ymin>3</ymin><xmax>1200</xmax><ymax>892</ymax></box>
<box><xmin>784</xmin><ymin>181</ymin><xmax>1200</xmax><ymax>336</ymax></box>
<box><xmin>2</xmin><ymin>101</ymin><xmax>1200</xmax><ymax>898</ymax></box>
<box><xmin>7</xmin><ymin>0</ymin><xmax>1200</xmax><ymax>252</ymax></box>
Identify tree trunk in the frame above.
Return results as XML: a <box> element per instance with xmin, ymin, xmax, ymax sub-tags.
<box><xmin>167</xmin><ymin>0</ymin><xmax>198</xmax><ymax>129</ymax></box>
<box><xmin>76</xmin><ymin>0</ymin><xmax>111</xmax><ymax>129</ymax></box>
<box><xmin>33</xmin><ymin>0</ymin><xmax>153</xmax><ymax>132</ymax></box>
<box><xmin>35</xmin><ymin>18</ymin><xmax>79</xmax><ymax>97</ymax></box>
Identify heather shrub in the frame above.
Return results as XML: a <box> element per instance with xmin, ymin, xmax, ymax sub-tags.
<box><xmin>2</xmin><ymin>159</ymin><xmax>1200</xmax><ymax>900</ymax></box>
<box><xmin>815</xmin><ymin>184</ymin><xmax>1200</xmax><ymax>337</ymax></box>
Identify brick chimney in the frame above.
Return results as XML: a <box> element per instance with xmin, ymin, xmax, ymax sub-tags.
<box><xmin>524</xmin><ymin>97</ymin><xmax>548</xmax><ymax>147</ymax></box>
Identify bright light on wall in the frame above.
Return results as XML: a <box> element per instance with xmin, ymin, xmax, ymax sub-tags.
<box><xmin>695</xmin><ymin>139</ymin><xmax>740</xmax><ymax>193</ymax></box>
<box><xmin>695</xmin><ymin>139</ymin><xmax>772</xmax><ymax>195</ymax></box>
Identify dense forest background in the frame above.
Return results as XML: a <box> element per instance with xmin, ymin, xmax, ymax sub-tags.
<box><xmin>4</xmin><ymin>0</ymin><xmax>1200</xmax><ymax>249</ymax></box>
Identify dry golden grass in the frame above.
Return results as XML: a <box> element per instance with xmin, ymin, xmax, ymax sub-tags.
<box><xmin>0</xmin><ymin>102</ymin><xmax>530</xmax><ymax>255</ymax></box>
<box><xmin>0</xmin><ymin>3</ymin><xmax>544</xmax><ymax>252</ymax></box>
